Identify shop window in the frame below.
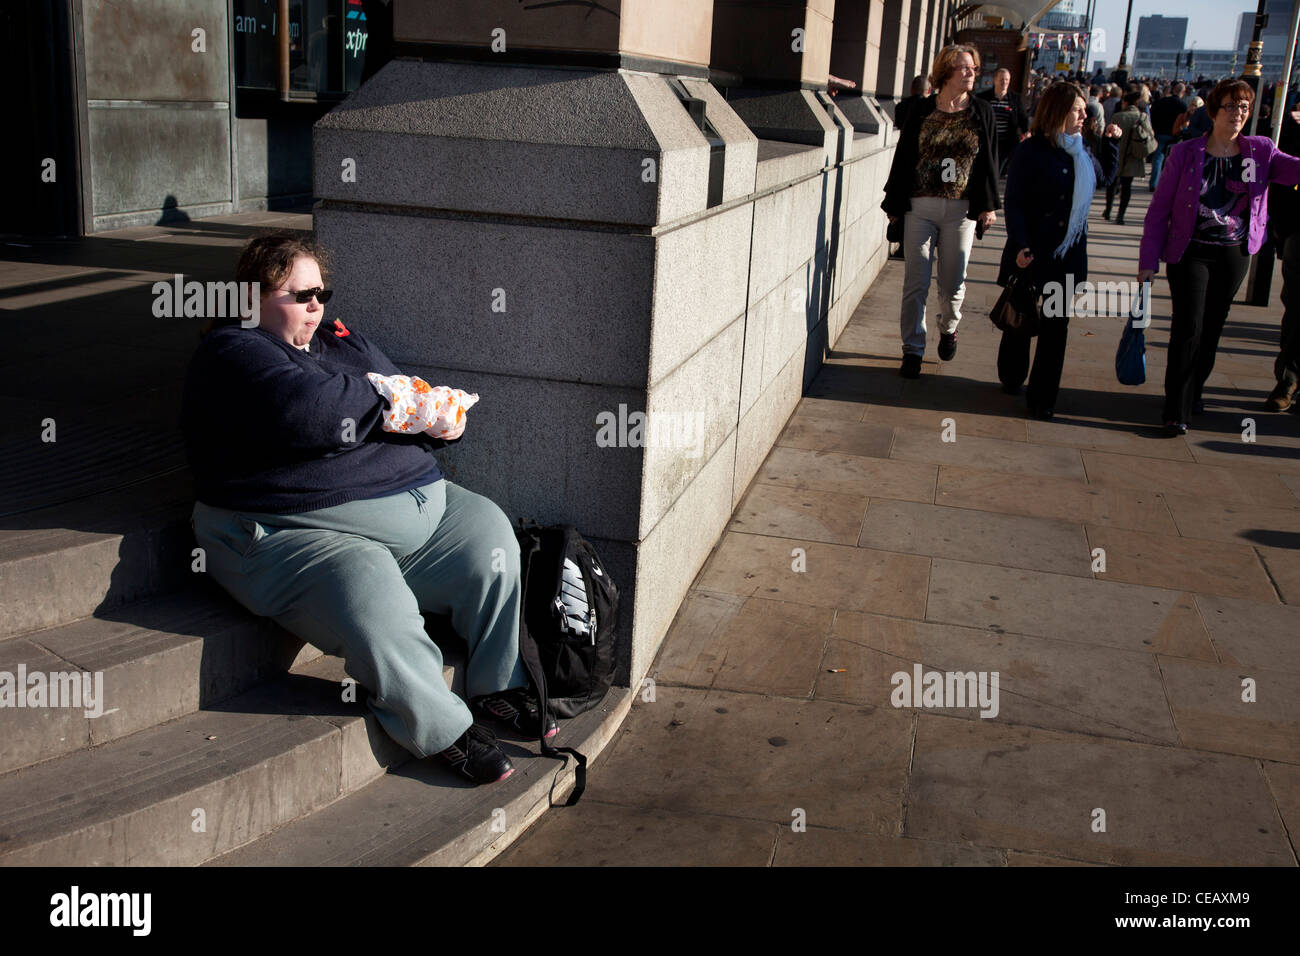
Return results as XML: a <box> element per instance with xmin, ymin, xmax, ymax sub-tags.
<box><xmin>234</xmin><ymin>0</ymin><xmax>372</xmax><ymax>96</ymax></box>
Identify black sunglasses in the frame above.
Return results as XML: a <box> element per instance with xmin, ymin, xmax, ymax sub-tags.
<box><xmin>287</xmin><ymin>286</ymin><xmax>333</xmax><ymax>304</ymax></box>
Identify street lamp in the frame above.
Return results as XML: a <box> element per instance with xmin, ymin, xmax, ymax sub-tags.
<box><xmin>1115</xmin><ymin>0</ymin><xmax>1135</xmax><ymax>84</ymax></box>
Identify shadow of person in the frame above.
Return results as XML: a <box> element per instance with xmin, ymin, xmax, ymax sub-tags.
<box><xmin>155</xmin><ymin>194</ymin><xmax>193</xmax><ymax>226</ymax></box>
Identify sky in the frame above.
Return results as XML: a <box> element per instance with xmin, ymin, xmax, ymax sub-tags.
<box><xmin>1075</xmin><ymin>0</ymin><xmax>1278</xmax><ymax>62</ymax></box>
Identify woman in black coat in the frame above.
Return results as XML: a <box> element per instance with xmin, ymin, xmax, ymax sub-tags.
<box><xmin>882</xmin><ymin>44</ymin><xmax>1001</xmax><ymax>379</ymax></box>
<box><xmin>996</xmin><ymin>81</ymin><xmax>1122</xmax><ymax>418</ymax></box>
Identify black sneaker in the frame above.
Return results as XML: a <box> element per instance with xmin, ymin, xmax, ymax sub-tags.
<box><xmin>900</xmin><ymin>353</ymin><xmax>922</xmax><ymax>378</ymax></box>
<box><xmin>438</xmin><ymin>722</ymin><xmax>514</xmax><ymax>785</ymax></box>
<box><xmin>938</xmin><ymin>332</ymin><xmax>958</xmax><ymax>361</ymax></box>
<box><xmin>472</xmin><ymin>687</ymin><xmax>558</xmax><ymax>740</ymax></box>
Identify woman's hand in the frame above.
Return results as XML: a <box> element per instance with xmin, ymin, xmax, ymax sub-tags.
<box><xmin>1016</xmin><ymin>248</ymin><xmax>1034</xmax><ymax>269</ymax></box>
<box><xmin>1103</xmin><ymin>123</ymin><xmax>1123</xmax><ymax>138</ymax></box>
<box><xmin>978</xmin><ymin>210</ymin><xmax>996</xmax><ymax>230</ymax></box>
<box><xmin>1136</xmin><ymin>268</ymin><xmax>1155</xmax><ymax>284</ymax></box>
<box><xmin>442</xmin><ymin>417</ymin><xmax>467</xmax><ymax>441</ymax></box>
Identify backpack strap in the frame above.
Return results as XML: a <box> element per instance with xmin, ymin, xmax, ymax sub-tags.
<box><xmin>516</xmin><ymin>527</ymin><xmax>588</xmax><ymax>806</ymax></box>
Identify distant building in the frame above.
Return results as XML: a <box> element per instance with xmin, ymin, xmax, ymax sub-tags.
<box><xmin>1136</xmin><ymin>15</ymin><xmax>1187</xmax><ymax>54</ymax></box>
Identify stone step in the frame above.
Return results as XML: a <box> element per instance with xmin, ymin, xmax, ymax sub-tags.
<box><xmin>205</xmin><ymin>686</ymin><xmax>634</xmax><ymax>867</ymax></box>
<box><xmin>0</xmin><ymin>471</ymin><xmax>196</xmax><ymax>640</ymax></box>
<box><xmin>0</xmin><ymin>584</ymin><xmax>316</xmax><ymax>775</ymax></box>
<box><xmin>0</xmin><ymin>653</ymin><xmax>459</xmax><ymax>866</ymax></box>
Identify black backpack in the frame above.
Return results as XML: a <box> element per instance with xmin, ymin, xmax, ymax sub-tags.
<box><xmin>514</xmin><ymin>523</ymin><xmax>620</xmax><ymax>804</ymax></box>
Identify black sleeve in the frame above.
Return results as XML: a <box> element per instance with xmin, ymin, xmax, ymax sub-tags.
<box><xmin>882</xmin><ymin>111</ymin><xmax>921</xmax><ymax>217</ymax></box>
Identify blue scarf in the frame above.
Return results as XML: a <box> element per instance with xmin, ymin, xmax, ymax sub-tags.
<box><xmin>1054</xmin><ymin>132</ymin><xmax>1097</xmax><ymax>259</ymax></box>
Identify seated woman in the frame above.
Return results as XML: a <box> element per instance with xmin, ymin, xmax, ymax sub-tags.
<box><xmin>182</xmin><ymin>233</ymin><xmax>552</xmax><ymax>786</ymax></box>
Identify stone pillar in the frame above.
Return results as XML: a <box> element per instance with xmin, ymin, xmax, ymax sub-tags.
<box><xmin>710</xmin><ymin>0</ymin><xmax>836</xmax><ymax>88</ymax></box>
<box><xmin>828</xmin><ymin>1</ymin><xmax>888</xmax><ymax>133</ymax></box>
<box><xmin>315</xmin><ymin>0</ymin><xmax>769</xmax><ymax>693</ymax></box>
<box><xmin>711</xmin><ymin>1</ymin><xmax>850</xmax><ymax>163</ymax></box>
<box><xmin>394</xmin><ymin>0</ymin><xmax>714</xmax><ymax>71</ymax></box>
<box><xmin>904</xmin><ymin>0</ymin><xmax>928</xmax><ymax>82</ymax></box>
<box><xmin>876</xmin><ymin>0</ymin><xmax>911</xmax><ymax>100</ymax></box>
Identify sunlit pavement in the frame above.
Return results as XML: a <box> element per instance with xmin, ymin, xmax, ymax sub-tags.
<box><xmin>496</xmin><ymin>187</ymin><xmax>1300</xmax><ymax>867</ymax></box>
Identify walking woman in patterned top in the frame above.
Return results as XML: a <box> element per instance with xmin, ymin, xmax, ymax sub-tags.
<box><xmin>882</xmin><ymin>44</ymin><xmax>1001</xmax><ymax>379</ymax></box>
<box><xmin>1138</xmin><ymin>78</ymin><xmax>1300</xmax><ymax>436</ymax></box>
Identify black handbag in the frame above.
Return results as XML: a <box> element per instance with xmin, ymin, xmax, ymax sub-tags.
<box><xmin>989</xmin><ymin>269</ymin><xmax>1041</xmax><ymax>336</ymax></box>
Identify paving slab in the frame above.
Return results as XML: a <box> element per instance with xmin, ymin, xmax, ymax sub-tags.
<box><xmin>753</xmin><ymin>445</ymin><xmax>937</xmax><ymax>503</ymax></box>
<box><xmin>696</xmin><ymin>531</ymin><xmax>930</xmax><ymax>618</ymax></box>
<box><xmin>729</xmin><ymin>481</ymin><xmax>869</xmax><ymax>546</ymax></box>
<box><xmin>772</xmin><ymin>828</ymin><xmax>1006</xmax><ymax>866</ymax></box>
<box><xmin>1080</xmin><ymin>450</ymin><xmax>1300</xmax><ymax>509</ymax></box>
<box><xmin>817</xmin><ymin>611</ymin><xmax>1178</xmax><ymax>745</ymax></box>
<box><xmin>924</xmin><ymin>558</ymin><xmax>1216</xmax><ymax>660</ymax></box>
<box><xmin>905</xmin><ymin>714</ymin><xmax>1295</xmax><ymax>865</ymax></box>
<box><xmin>496</xmin><ymin>802</ymin><xmax>778</xmax><ymax>867</ymax></box>
<box><xmin>1085</xmin><ymin>525</ymin><xmax>1278</xmax><ymax>603</ymax></box>
<box><xmin>1025</xmin><ymin>418</ymin><xmax>1196</xmax><ymax>461</ymax></box>
<box><xmin>1194</xmin><ymin>594</ymin><xmax>1300</xmax><ymax>676</ymax></box>
<box><xmin>651</xmin><ymin>592</ymin><xmax>832</xmax><ymax>697</ymax></box>
<box><xmin>857</xmin><ymin>401</ymin><xmax>1029</xmax><ymax>441</ymax></box>
<box><xmin>890</xmin><ymin>426</ymin><xmax>1087</xmax><ymax>481</ymax></box>
<box><xmin>1161</xmin><ymin>493</ymin><xmax>1300</xmax><ymax>546</ymax></box>
<box><xmin>1260</xmin><ymin>761</ymin><xmax>1300</xmax><ymax>859</ymax></box>
<box><xmin>1158</xmin><ymin>656</ymin><xmax>1300</xmax><ymax>765</ymax></box>
<box><xmin>1256</xmin><ymin>545</ymin><xmax>1300</xmax><ymax>605</ymax></box>
<box><xmin>1282</xmin><ymin>473</ymin><xmax>1300</xmax><ymax>504</ymax></box>
<box><xmin>587</xmin><ymin>685</ymin><xmax>914</xmax><ymax>833</ymax></box>
<box><xmin>935</xmin><ymin>465</ymin><xmax>1177</xmax><ymax>534</ymax></box>
<box><xmin>859</xmin><ymin>498</ymin><xmax>1091</xmax><ymax>576</ymax></box>
<box><xmin>793</xmin><ymin>395</ymin><xmax>867</xmax><ymax>422</ymax></box>
<box><xmin>776</xmin><ymin>412</ymin><xmax>895</xmax><ymax>459</ymax></box>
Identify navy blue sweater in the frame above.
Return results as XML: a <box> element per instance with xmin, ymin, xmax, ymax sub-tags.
<box><xmin>181</xmin><ymin>319</ymin><xmax>446</xmax><ymax>513</ymax></box>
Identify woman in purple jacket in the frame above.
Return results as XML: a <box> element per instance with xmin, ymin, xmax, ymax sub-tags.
<box><xmin>1138</xmin><ymin>78</ymin><xmax>1300</xmax><ymax>435</ymax></box>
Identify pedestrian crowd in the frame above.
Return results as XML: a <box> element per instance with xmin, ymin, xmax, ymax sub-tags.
<box><xmin>883</xmin><ymin>46</ymin><xmax>1300</xmax><ymax>433</ymax></box>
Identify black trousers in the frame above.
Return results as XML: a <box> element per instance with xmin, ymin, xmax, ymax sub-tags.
<box><xmin>1163</xmin><ymin>240</ymin><xmax>1251</xmax><ymax>423</ymax></box>
<box><xmin>1105</xmin><ymin>176</ymin><xmax>1134</xmax><ymax>219</ymax></box>
<box><xmin>1276</xmin><ymin>233</ymin><xmax>1300</xmax><ymax>390</ymax></box>
<box><xmin>998</xmin><ymin>313</ymin><xmax>1070</xmax><ymax>412</ymax></box>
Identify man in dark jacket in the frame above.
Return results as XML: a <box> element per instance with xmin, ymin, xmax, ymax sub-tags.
<box><xmin>1149</xmin><ymin>82</ymin><xmax>1186</xmax><ymax>190</ymax></box>
<box><xmin>1266</xmin><ymin>104</ymin><xmax>1300</xmax><ymax>411</ymax></box>
<box><xmin>978</xmin><ymin>68</ymin><xmax>1030</xmax><ymax>177</ymax></box>
<box><xmin>893</xmin><ymin>75</ymin><xmax>930</xmax><ymax>134</ymax></box>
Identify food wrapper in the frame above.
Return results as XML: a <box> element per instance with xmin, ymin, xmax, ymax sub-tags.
<box><xmin>365</xmin><ymin>373</ymin><xmax>479</xmax><ymax>439</ymax></box>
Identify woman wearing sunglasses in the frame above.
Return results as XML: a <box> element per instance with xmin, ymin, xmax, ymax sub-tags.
<box><xmin>183</xmin><ymin>233</ymin><xmax>548</xmax><ymax>787</ymax></box>
<box><xmin>1139</xmin><ymin>78</ymin><xmax>1300</xmax><ymax>436</ymax></box>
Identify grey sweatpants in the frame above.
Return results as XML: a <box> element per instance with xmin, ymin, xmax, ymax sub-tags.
<box><xmin>192</xmin><ymin>478</ymin><xmax>527</xmax><ymax>757</ymax></box>
<box><xmin>899</xmin><ymin>195</ymin><xmax>977</xmax><ymax>356</ymax></box>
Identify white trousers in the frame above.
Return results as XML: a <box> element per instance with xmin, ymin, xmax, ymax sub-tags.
<box><xmin>899</xmin><ymin>196</ymin><xmax>976</xmax><ymax>356</ymax></box>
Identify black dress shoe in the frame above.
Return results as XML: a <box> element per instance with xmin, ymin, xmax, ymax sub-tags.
<box><xmin>1027</xmin><ymin>405</ymin><xmax>1054</xmax><ymax>420</ymax></box>
<box><xmin>900</xmin><ymin>353</ymin><xmax>922</xmax><ymax>379</ymax></box>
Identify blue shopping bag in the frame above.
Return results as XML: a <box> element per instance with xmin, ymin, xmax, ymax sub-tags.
<box><xmin>1115</xmin><ymin>284</ymin><xmax>1148</xmax><ymax>386</ymax></box>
